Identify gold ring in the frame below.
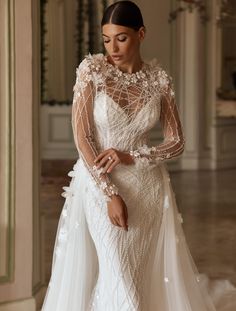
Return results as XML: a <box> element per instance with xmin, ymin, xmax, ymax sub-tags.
<box><xmin>108</xmin><ymin>156</ymin><xmax>113</xmax><ymax>161</ymax></box>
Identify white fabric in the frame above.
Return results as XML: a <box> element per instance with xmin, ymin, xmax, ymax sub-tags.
<box><xmin>71</xmin><ymin>53</ymin><xmax>185</xmax><ymax>199</ymax></box>
<box><xmin>41</xmin><ymin>54</ymin><xmax>236</xmax><ymax>310</ymax></box>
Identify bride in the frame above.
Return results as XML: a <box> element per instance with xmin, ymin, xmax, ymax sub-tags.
<box><xmin>41</xmin><ymin>1</ymin><xmax>236</xmax><ymax>310</ymax></box>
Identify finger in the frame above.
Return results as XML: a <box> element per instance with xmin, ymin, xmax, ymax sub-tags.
<box><xmin>114</xmin><ymin>217</ymin><xmax>122</xmax><ymax>227</ymax></box>
<box><xmin>102</xmin><ymin>158</ymin><xmax>118</xmax><ymax>174</ymax></box>
<box><xmin>98</xmin><ymin>153</ymin><xmax>118</xmax><ymax>171</ymax></box>
<box><xmin>94</xmin><ymin>148</ymin><xmax>116</xmax><ymax>163</ymax></box>
<box><xmin>96</xmin><ymin>154</ymin><xmax>113</xmax><ymax>169</ymax></box>
<box><xmin>119</xmin><ymin>217</ymin><xmax>128</xmax><ymax>231</ymax></box>
<box><xmin>94</xmin><ymin>150</ymin><xmax>110</xmax><ymax>163</ymax></box>
<box><xmin>102</xmin><ymin>152</ymin><xmax>120</xmax><ymax>173</ymax></box>
<box><xmin>122</xmin><ymin>207</ymin><xmax>128</xmax><ymax>230</ymax></box>
<box><xmin>109</xmin><ymin>217</ymin><xmax>116</xmax><ymax>226</ymax></box>
<box><xmin>112</xmin><ymin>217</ymin><xmax>121</xmax><ymax>227</ymax></box>
<box><xmin>109</xmin><ymin>215</ymin><xmax>119</xmax><ymax>226</ymax></box>
<box><xmin>110</xmin><ymin>219</ymin><xmax>116</xmax><ymax>226</ymax></box>
<box><xmin>107</xmin><ymin>161</ymin><xmax>118</xmax><ymax>173</ymax></box>
<box><xmin>115</xmin><ymin>215</ymin><xmax>123</xmax><ymax>227</ymax></box>
<box><xmin>94</xmin><ymin>148</ymin><xmax>120</xmax><ymax>164</ymax></box>
<box><xmin>124</xmin><ymin>208</ymin><xmax>128</xmax><ymax>227</ymax></box>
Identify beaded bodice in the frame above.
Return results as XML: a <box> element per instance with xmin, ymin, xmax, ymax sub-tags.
<box><xmin>71</xmin><ymin>53</ymin><xmax>185</xmax><ymax>199</ymax></box>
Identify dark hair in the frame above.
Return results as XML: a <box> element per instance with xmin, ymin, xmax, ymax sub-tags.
<box><xmin>101</xmin><ymin>1</ymin><xmax>144</xmax><ymax>31</ymax></box>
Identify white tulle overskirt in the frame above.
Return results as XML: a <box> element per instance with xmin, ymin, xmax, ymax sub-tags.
<box><xmin>41</xmin><ymin>159</ymin><xmax>236</xmax><ymax>311</ymax></box>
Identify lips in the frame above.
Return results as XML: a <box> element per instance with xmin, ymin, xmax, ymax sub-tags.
<box><xmin>112</xmin><ymin>55</ymin><xmax>122</xmax><ymax>60</ymax></box>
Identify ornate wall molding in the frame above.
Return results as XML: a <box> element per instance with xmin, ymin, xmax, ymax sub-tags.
<box><xmin>169</xmin><ymin>0</ymin><xmax>208</xmax><ymax>24</ymax></box>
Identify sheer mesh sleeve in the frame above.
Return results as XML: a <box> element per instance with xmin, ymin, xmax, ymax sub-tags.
<box><xmin>129</xmin><ymin>72</ymin><xmax>185</xmax><ymax>164</ymax></box>
<box><xmin>71</xmin><ymin>58</ymin><xmax>119</xmax><ymax>199</ymax></box>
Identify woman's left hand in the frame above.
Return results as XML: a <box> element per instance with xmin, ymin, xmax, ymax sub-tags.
<box><xmin>94</xmin><ymin>148</ymin><xmax>135</xmax><ymax>174</ymax></box>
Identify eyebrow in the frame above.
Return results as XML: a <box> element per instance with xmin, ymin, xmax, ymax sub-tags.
<box><xmin>102</xmin><ymin>32</ymin><xmax>128</xmax><ymax>38</ymax></box>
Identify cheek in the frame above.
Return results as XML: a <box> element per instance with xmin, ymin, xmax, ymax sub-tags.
<box><xmin>120</xmin><ymin>41</ymin><xmax>133</xmax><ymax>52</ymax></box>
<box><xmin>124</xmin><ymin>40</ymin><xmax>138</xmax><ymax>54</ymax></box>
<box><xmin>104</xmin><ymin>43</ymin><xmax>111</xmax><ymax>53</ymax></box>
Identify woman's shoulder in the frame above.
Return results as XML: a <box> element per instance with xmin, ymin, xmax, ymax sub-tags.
<box><xmin>76</xmin><ymin>53</ymin><xmax>104</xmax><ymax>75</ymax></box>
<box><xmin>148</xmin><ymin>59</ymin><xmax>173</xmax><ymax>84</ymax></box>
<box><xmin>73</xmin><ymin>54</ymin><xmax>105</xmax><ymax>91</ymax></box>
<box><xmin>146</xmin><ymin>59</ymin><xmax>174</xmax><ymax>96</ymax></box>
<box><xmin>147</xmin><ymin>59</ymin><xmax>171</xmax><ymax>80</ymax></box>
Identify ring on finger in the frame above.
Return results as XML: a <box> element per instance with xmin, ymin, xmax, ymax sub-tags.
<box><xmin>108</xmin><ymin>156</ymin><xmax>113</xmax><ymax>161</ymax></box>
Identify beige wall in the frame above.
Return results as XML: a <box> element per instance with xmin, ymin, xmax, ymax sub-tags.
<box><xmin>0</xmin><ymin>0</ymin><xmax>39</xmax><ymax>309</ymax></box>
<box><xmin>136</xmin><ymin>0</ymin><xmax>172</xmax><ymax>70</ymax></box>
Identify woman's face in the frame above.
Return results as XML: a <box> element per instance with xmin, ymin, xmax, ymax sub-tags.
<box><xmin>102</xmin><ymin>24</ymin><xmax>145</xmax><ymax>66</ymax></box>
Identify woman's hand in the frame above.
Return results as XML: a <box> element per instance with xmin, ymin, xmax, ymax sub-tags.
<box><xmin>107</xmin><ymin>194</ymin><xmax>128</xmax><ymax>231</ymax></box>
<box><xmin>94</xmin><ymin>148</ymin><xmax>135</xmax><ymax>174</ymax></box>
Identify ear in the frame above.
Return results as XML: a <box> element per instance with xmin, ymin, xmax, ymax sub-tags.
<box><xmin>138</xmin><ymin>26</ymin><xmax>146</xmax><ymax>41</ymax></box>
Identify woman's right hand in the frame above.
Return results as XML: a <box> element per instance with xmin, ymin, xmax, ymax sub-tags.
<box><xmin>107</xmin><ymin>194</ymin><xmax>128</xmax><ymax>231</ymax></box>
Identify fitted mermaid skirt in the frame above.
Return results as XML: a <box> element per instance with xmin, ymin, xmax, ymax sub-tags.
<box><xmin>41</xmin><ymin>158</ymin><xmax>236</xmax><ymax>311</ymax></box>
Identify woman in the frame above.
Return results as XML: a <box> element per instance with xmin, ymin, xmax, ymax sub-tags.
<box><xmin>42</xmin><ymin>1</ymin><xmax>236</xmax><ymax>310</ymax></box>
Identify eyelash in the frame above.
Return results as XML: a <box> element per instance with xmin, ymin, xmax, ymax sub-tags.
<box><xmin>103</xmin><ymin>37</ymin><xmax>127</xmax><ymax>44</ymax></box>
<box><xmin>118</xmin><ymin>37</ymin><xmax>127</xmax><ymax>42</ymax></box>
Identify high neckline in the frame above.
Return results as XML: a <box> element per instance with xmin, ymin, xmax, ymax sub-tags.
<box><xmin>103</xmin><ymin>55</ymin><xmax>148</xmax><ymax>78</ymax></box>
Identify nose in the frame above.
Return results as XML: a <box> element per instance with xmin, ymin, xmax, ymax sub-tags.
<box><xmin>111</xmin><ymin>40</ymin><xmax>119</xmax><ymax>53</ymax></box>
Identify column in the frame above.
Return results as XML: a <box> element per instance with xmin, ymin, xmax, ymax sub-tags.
<box><xmin>175</xmin><ymin>5</ymin><xmax>212</xmax><ymax>169</ymax></box>
<box><xmin>0</xmin><ymin>0</ymin><xmax>43</xmax><ymax>310</ymax></box>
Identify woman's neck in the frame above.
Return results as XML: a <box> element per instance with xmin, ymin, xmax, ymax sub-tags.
<box><xmin>107</xmin><ymin>54</ymin><xmax>143</xmax><ymax>74</ymax></box>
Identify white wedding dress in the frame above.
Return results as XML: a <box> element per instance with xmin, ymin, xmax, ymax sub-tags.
<box><xmin>41</xmin><ymin>53</ymin><xmax>236</xmax><ymax>311</ymax></box>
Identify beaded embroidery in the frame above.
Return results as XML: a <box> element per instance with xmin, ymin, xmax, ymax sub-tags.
<box><xmin>71</xmin><ymin>53</ymin><xmax>185</xmax><ymax>199</ymax></box>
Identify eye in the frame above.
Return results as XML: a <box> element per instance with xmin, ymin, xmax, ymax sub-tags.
<box><xmin>118</xmin><ymin>36</ymin><xmax>127</xmax><ymax>42</ymax></box>
<box><xmin>103</xmin><ymin>39</ymin><xmax>110</xmax><ymax>44</ymax></box>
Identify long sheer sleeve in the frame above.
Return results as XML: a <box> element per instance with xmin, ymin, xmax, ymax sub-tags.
<box><xmin>71</xmin><ymin>58</ymin><xmax>119</xmax><ymax>199</ymax></box>
<box><xmin>129</xmin><ymin>71</ymin><xmax>185</xmax><ymax>164</ymax></box>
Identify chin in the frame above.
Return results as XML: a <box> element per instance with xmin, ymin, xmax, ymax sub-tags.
<box><xmin>113</xmin><ymin>59</ymin><xmax>124</xmax><ymax>65</ymax></box>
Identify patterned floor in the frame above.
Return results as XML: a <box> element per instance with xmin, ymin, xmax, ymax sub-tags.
<box><xmin>40</xmin><ymin>160</ymin><xmax>236</xmax><ymax>286</ymax></box>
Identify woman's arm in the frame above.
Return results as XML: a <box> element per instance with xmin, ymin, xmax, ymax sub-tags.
<box><xmin>129</xmin><ymin>73</ymin><xmax>185</xmax><ymax>163</ymax></box>
<box><xmin>72</xmin><ymin>57</ymin><xmax>119</xmax><ymax>200</ymax></box>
